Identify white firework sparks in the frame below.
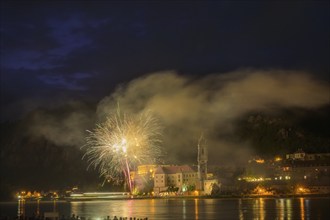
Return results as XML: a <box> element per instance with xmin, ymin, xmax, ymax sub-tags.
<box><xmin>83</xmin><ymin>110</ymin><xmax>162</xmax><ymax>193</ymax></box>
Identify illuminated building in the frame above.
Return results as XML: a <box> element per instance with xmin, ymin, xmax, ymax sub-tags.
<box><xmin>153</xmin><ymin>165</ymin><xmax>198</xmax><ymax>195</ymax></box>
<box><xmin>136</xmin><ymin>165</ymin><xmax>157</xmax><ymax>176</ymax></box>
<box><xmin>203</xmin><ymin>179</ymin><xmax>220</xmax><ymax>195</ymax></box>
<box><xmin>131</xmin><ymin>165</ymin><xmax>158</xmax><ymax>194</ymax></box>
<box><xmin>286</xmin><ymin>149</ymin><xmax>330</xmax><ymax>161</ymax></box>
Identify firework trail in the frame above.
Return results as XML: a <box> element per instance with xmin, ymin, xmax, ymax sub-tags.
<box><xmin>83</xmin><ymin>110</ymin><xmax>162</xmax><ymax>193</ymax></box>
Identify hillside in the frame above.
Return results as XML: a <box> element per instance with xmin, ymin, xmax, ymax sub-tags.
<box><xmin>235</xmin><ymin>105</ymin><xmax>330</xmax><ymax>156</ymax></box>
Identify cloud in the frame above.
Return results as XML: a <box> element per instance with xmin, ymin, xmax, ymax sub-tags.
<box><xmin>1</xmin><ymin>14</ymin><xmax>100</xmax><ymax>72</ymax></box>
<box><xmin>96</xmin><ymin>70</ymin><xmax>329</xmax><ymax>164</ymax></box>
<box><xmin>47</xmin><ymin>15</ymin><xmax>92</xmax><ymax>56</ymax></box>
<box><xmin>71</xmin><ymin>72</ymin><xmax>94</xmax><ymax>79</ymax></box>
<box><xmin>37</xmin><ymin>73</ymin><xmax>93</xmax><ymax>91</ymax></box>
<box><xmin>2</xmin><ymin>50</ymin><xmax>59</xmax><ymax>70</ymax></box>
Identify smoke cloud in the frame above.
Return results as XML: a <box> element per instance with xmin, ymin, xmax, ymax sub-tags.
<box><xmin>27</xmin><ymin>101</ymin><xmax>95</xmax><ymax>147</ymax></box>
<box><xmin>96</xmin><ymin>70</ymin><xmax>329</xmax><ymax>164</ymax></box>
<box><xmin>26</xmin><ymin>70</ymin><xmax>329</xmax><ymax>165</ymax></box>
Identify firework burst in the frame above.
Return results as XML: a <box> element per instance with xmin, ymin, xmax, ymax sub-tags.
<box><xmin>83</xmin><ymin>110</ymin><xmax>162</xmax><ymax>193</ymax></box>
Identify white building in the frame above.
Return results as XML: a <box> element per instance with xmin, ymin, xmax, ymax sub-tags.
<box><xmin>153</xmin><ymin>165</ymin><xmax>198</xmax><ymax>195</ymax></box>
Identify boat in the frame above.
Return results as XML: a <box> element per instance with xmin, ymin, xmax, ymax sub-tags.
<box><xmin>67</xmin><ymin>192</ymin><xmax>131</xmax><ymax>201</ymax></box>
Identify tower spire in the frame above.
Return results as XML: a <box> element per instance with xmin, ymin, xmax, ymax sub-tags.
<box><xmin>197</xmin><ymin>133</ymin><xmax>208</xmax><ymax>191</ymax></box>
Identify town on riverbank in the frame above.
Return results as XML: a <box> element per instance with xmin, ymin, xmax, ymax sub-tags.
<box><xmin>14</xmin><ymin>149</ymin><xmax>330</xmax><ymax>202</ymax></box>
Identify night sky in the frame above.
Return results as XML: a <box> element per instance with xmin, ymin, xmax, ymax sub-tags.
<box><xmin>1</xmin><ymin>1</ymin><xmax>329</xmax><ymax>121</ymax></box>
<box><xmin>1</xmin><ymin>1</ymin><xmax>330</xmax><ymax>197</ymax></box>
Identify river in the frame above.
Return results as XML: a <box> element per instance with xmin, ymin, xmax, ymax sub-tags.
<box><xmin>1</xmin><ymin>197</ymin><xmax>329</xmax><ymax>219</ymax></box>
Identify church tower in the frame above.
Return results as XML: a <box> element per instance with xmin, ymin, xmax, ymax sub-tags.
<box><xmin>197</xmin><ymin>134</ymin><xmax>208</xmax><ymax>191</ymax></box>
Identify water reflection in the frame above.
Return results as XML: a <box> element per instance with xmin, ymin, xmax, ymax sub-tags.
<box><xmin>182</xmin><ymin>199</ymin><xmax>186</xmax><ymax>219</ymax></box>
<box><xmin>286</xmin><ymin>198</ymin><xmax>292</xmax><ymax>219</ymax></box>
<box><xmin>203</xmin><ymin>198</ymin><xmax>215</xmax><ymax>217</ymax></box>
<box><xmin>194</xmin><ymin>199</ymin><xmax>199</xmax><ymax>220</ymax></box>
<box><xmin>126</xmin><ymin>199</ymin><xmax>133</xmax><ymax>217</ymax></box>
<box><xmin>276</xmin><ymin>199</ymin><xmax>285</xmax><ymax>220</ymax></box>
<box><xmin>300</xmin><ymin>198</ymin><xmax>305</xmax><ymax>219</ymax></box>
<box><xmin>71</xmin><ymin>201</ymin><xmax>79</xmax><ymax>216</ymax></box>
<box><xmin>238</xmin><ymin>199</ymin><xmax>244</xmax><ymax>220</ymax></box>
<box><xmin>275</xmin><ymin>198</ymin><xmax>294</xmax><ymax>220</ymax></box>
<box><xmin>17</xmin><ymin>199</ymin><xmax>25</xmax><ymax>218</ymax></box>
<box><xmin>53</xmin><ymin>200</ymin><xmax>57</xmax><ymax>212</ymax></box>
<box><xmin>259</xmin><ymin>198</ymin><xmax>265</xmax><ymax>220</ymax></box>
<box><xmin>150</xmin><ymin>199</ymin><xmax>155</xmax><ymax>215</ymax></box>
<box><xmin>252</xmin><ymin>198</ymin><xmax>265</xmax><ymax>220</ymax></box>
<box><xmin>304</xmin><ymin>198</ymin><xmax>310</xmax><ymax>220</ymax></box>
<box><xmin>7</xmin><ymin>197</ymin><xmax>330</xmax><ymax>220</ymax></box>
<box><xmin>36</xmin><ymin>199</ymin><xmax>40</xmax><ymax>216</ymax></box>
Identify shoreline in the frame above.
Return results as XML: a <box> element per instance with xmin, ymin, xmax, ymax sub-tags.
<box><xmin>1</xmin><ymin>193</ymin><xmax>330</xmax><ymax>203</ymax></box>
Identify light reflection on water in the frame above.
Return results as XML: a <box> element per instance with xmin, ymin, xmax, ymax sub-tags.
<box><xmin>238</xmin><ymin>199</ymin><xmax>243</xmax><ymax>220</ymax></box>
<box><xmin>194</xmin><ymin>199</ymin><xmax>198</xmax><ymax>220</ymax></box>
<box><xmin>17</xmin><ymin>199</ymin><xmax>25</xmax><ymax>217</ymax></box>
<box><xmin>275</xmin><ymin>198</ymin><xmax>293</xmax><ymax>220</ymax></box>
<box><xmin>286</xmin><ymin>198</ymin><xmax>292</xmax><ymax>219</ymax></box>
<box><xmin>5</xmin><ymin>197</ymin><xmax>330</xmax><ymax>220</ymax></box>
<box><xmin>252</xmin><ymin>198</ymin><xmax>265</xmax><ymax>220</ymax></box>
<box><xmin>276</xmin><ymin>199</ymin><xmax>284</xmax><ymax>220</ymax></box>
<box><xmin>182</xmin><ymin>199</ymin><xmax>186</xmax><ymax>219</ymax></box>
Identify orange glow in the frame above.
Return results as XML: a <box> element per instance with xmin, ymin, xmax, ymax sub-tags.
<box><xmin>253</xmin><ymin>186</ymin><xmax>273</xmax><ymax>195</ymax></box>
<box><xmin>296</xmin><ymin>186</ymin><xmax>310</xmax><ymax>194</ymax></box>
<box><xmin>275</xmin><ymin>157</ymin><xmax>282</xmax><ymax>162</ymax></box>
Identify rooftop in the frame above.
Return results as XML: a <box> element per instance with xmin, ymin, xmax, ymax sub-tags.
<box><xmin>155</xmin><ymin>165</ymin><xmax>196</xmax><ymax>175</ymax></box>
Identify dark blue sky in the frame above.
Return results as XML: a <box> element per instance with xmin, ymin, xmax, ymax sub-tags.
<box><xmin>1</xmin><ymin>1</ymin><xmax>329</xmax><ymax>120</ymax></box>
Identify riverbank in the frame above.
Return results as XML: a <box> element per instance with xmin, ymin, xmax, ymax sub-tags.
<box><xmin>2</xmin><ymin>192</ymin><xmax>330</xmax><ymax>203</ymax></box>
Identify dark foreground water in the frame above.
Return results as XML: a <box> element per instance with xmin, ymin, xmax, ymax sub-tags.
<box><xmin>1</xmin><ymin>197</ymin><xmax>330</xmax><ymax>220</ymax></box>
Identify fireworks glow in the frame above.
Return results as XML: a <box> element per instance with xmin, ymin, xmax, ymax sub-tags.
<box><xmin>83</xmin><ymin>110</ymin><xmax>163</xmax><ymax>193</ymax></box>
